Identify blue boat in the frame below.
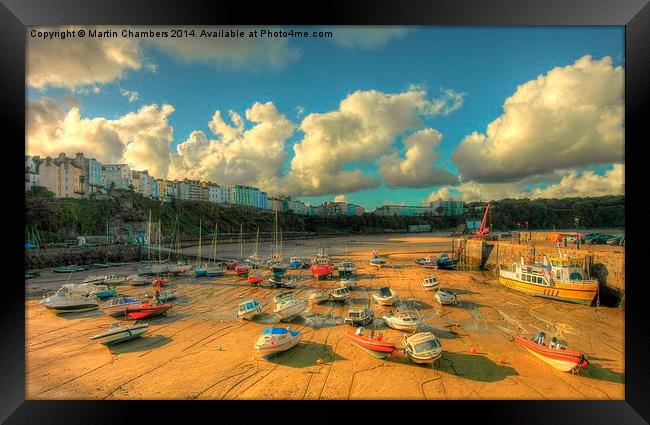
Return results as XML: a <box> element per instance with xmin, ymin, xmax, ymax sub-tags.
<box><xmin>93</xmin><ymin>288</ymin><xmax>117</xmax><ymax>299</ymax></box>
<box><xmin>288</xmin><ymin>257</ymin><xmax>303</xmax><ymax>269</ymax></box>
<box><xmin>195</xmin><ymin>267</ymin><xmax>207</xmax><ymax>277</ymax></box>
<box><xmin>436</xmin><ymin>253</ymin><xmax>459</xmax><ymax>270</ymax></box>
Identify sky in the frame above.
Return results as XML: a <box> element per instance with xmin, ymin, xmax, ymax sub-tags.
<box><xmin>26</xmin><ymin>26</ymin><xmax>625</xmax><ymax>210</ymax></box>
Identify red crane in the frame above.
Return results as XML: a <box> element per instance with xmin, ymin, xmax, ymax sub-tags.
<box><xmin>474</xmin><ymin>203</ymin><xmax>491</xmax><ymax>238</ymax></box>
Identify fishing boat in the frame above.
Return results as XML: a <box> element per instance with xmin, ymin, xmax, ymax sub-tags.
<box><xmin>103</xmin><ymin>274</ymin><xmax>128</xmax><ymax>285</ymax></box>
<box><xmin>436</xmin><ymin>253</ymin><xmax>459</xmax><ymax>270</ymax></box>
<box><xmin>237</xmin><ymin>299</ymin><xmax>263</xmax><ymax>320</ymax></box>
<box><xmin>83</xmin><ymin>275</ymin><xmax>107</xmax><ymax>284</ymax></box>
<box><xmin>369</xmin><ymin>250</ymin><xmax>388</xmax><ymax>267</ymax></box>
<box><xmin>269</xmin><ymin>275</ymin><xmax>283</xmax><ymax>288</ymax></box>
<box><xmin>421</xmin><ymin>276</ymin><xmax>440</xmax><ymax>290</ymax></box>
<box><xmin>91</xmin><ymin>322</ymin><xmax>149</xmax><ymax>347</ymax></box>
<box><xmin>341</xmin><ymin>276</ymin><xmax>357</xmax><ymax>289</ymax></box>
<box><xmin>311</xmin><ymin>264</ymin><xmax>334</xmax><ymax>280</ymax></box>
<box><xmin>156</xmin><ymin>289</ymin><xmax>177</xmax><ymax>302</ymax></box>
<box><xmin>40</xmin><ymin>289</ymin><xmax>99</xmax><ymax>314</ymax></box>
<box><xmin>254</xmin><ymin>327</ymin><xmax>301</xmax><ymax>360</ymax></box>
<box><xmin>100</xmin><ymin>297</ymin><xmax>140</xmax><ymax>316</ymax></box>
<box><xmin>435</xmin><ymin>288</ymin><xmax>458</xmax><ymax>305</ymax></box>
<box><xmin>194</xmin><ymin>220</ymin><xmax>208</xmax><ymax>277</ymax></box>
<box><xmin>53</xmin><ymin>264</ymin><xmax>82</xmax><ymax>273</ymax></box>
<box><xmin>126</xmin><ymin>302</ymin><xmax>172</xmax><ymax>320</ymax></box>
<box><xmin>344</xmin><ymin>307</ymin><xmax>374</xmax><ymax>327</ymax></box>
<box><xmin>344</xmin><ymin>327</ymin><xmax>396</xmax><ymax>359</ymax></box>
<box><xmin>248</xmin><ymin>273</ymin><xmax>264</xmax><ymax>285</ymax></box>
<box><xmin>373</xmin><ymin>287</ymin><xmax>399</xmax><ymax>306</ymax></box>
<box><xmin>309</xmin><ymin>289</ymin><xmax>329</xmax><ymax>304</ymax></box>
<box><xmin>330</xmin><ymin>285</ymin><xmax>351</xmax><ymax>302</ymax></box>
<box><xmin>25</xmin><ymin>271</ymin><xmax>40</xmax><ymax>279</ymax></box>
<box><xmin>403</xmin><ymin>332</ymin><xmax>443</xmax><ymax>365</ymax></box>
<box><xmin>337</xmin><ymin>260</ymin><xmax>356</xmax><ymax>277</ymax></box>
<box><xmin>383</xmin><ymin>310</ymin><xmax>422</xmax><ymax>332</ymax></box>
<box><xmin>414</xmin><ymin>255</ymin><xmax>437</xmax><ymax>268</ymax></box>
<box><xmin>312</xmin><ymin>247</ymin><xmax>333</xmax><ymax>266</ymax></box>
<box><xmin>128</xmin><ymin>274</ymin><xmax>155</xmax><ymax>286</ymax></box>
<box><xmin>515</xmin><ymin>331</ymin><xmax>589</xmax><ymax>373</ymax></box>
<box><xmin>273</xmin><ymin>292</ymin><xmax>306</xmax><ymax>322</ymax></box>
<box><xmin>288</xmin><ymin>257</ymin><xmax>303</xmax><ymax>269</ymax></box>
<box><xmin>498</xmin><ymin>252</ymin><xmax>599</xmax><ymax>306</ymax></box>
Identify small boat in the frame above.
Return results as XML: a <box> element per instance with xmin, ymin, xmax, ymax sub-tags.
<box><xmin>101</xmin><ymin>297</ymin><xmax>140</xmax><ymax>316</ymax></box>
<box><xmin>206</xmin><ymin>264</ymin><xmax>225</xmax><ymax>277</ymax></box>
<box><xmin>269</xmin><ymin>275</ymin><xmax>283</xmax><ymax>288</ymax></box>
<box><xmin>310</xmin><ymin>264</ymin><xmax>334</xmax><ymax>280</ymax></box>
<box><xmin>436</xmin><ymin>253</ymin><xmax>459</xmax><ymax>270</ymax></box>
<box><xmin>372</xmin><ymin>287</ymin><xmax>399</xmax><ymax>306</ymax></box>
<box><xmin>309</xmin><ymin>289</ymin><xmax>329</xmax><ymax>304</ymax></box>
<box><xmin>25</xmin><ymin>271</ymin><xmax>40</xmax><ymax>279</ymax></box>
<box><xmin>168</xmin><ymin>261</ymin><xmax>193</xmax><ymax>275</ymax></box>
<box><xmin>282</xmin><ymin>277</ymin><xmax>300</xmax><ymax>288</ymax></box>
<box><xmin>83</xmin><ymin>275</ymin><xmax>107</xmax><ymax>284</ymax></box>
<box><xmin>344</xmin><ymin>307</ymin><xmax>374</xmax><ymax>327</ymax></box>
<box><xmin>126</xmin><ymin>302</ymin><xmax>172</xmax><ymax>320</ymax></box>
<box><xmin>103</xmin><ymin>274</ymin><xmax>128</xmax><ymax>285</ymax></box>
<box><xmin>330</xmin><ymin>285</ymin><xmax>351</xmax><ymax>302</ymax></box>
<box><xmin>288</xmin><ymin>257</ymin><xmax>303</xmax><ymax>269</ymax></box>
<box><xmin>238</xmin><ymin>299</ymin><xmax>263</xmax><ymax>320</ymax></box>
<box><xmin>91</xmin><ymin>285</ymin><xmax>117</xmax><ymax>299</ymax></box>
<box><xmin>414</xmin><ymin>256</ymin><xmax>437</xmax><ymax>268</ymax></box>
<box><xmin>195</xmin><ymin>267</ymin><xmax>208</xmax><ymax>277</ymax></box>
<box><xmin>337</xmin><ymin>261</ymin><xmax>356</xmax><ymax>277</ymax></box>
<box><xmin>341</xmin><ymin>277</ymin><xmax>357</xmax><ymax>288</ymax></box>
<box><xmin>235</xmin><ymin>264</ymin><xmax>250</xmax><ymax>277</ymax></box>
<box><xmin>515</xmin><ymin>331</ymin><xmax>589</xmax><ymax>373</ymax></box>
<box><xmin>344</xmin><ymin>327</ymin><xmax>396</xmax><ymax>359</ymax></box>
<box><xmin>383</xmin><ymin>310</ymin><xmax>422</xmax><ymax>332</ymax></box>
<box><xmin>128</xmin><ymin>274</ymin><xmax>155</xmax><ymax>286</ymax></box>
<box><xmin>40</xmin><ymin>289</ymin><xmax>99</xmax><ymax>314</ymax></box>
<box><xmin>254</xmin><ymin>327</ymin><xmax>301</xmax><ymax>360</ymax></box>
<box><xmin>152</xmin><ymin>276</ymin><xmax>171</xmax><ymax>287</ymax></box>
<box><xmin>422</xmin><ymin>276</ymin><xmax>440</xmax><ymax>290</ymax></box>
<box><xmin>91</xmin><ymin>322</ymin><xmax>149</xmax><ymax>346</ymax></box>
<box><xmin>271</xmin><ymin>262</ymin><xmax>288</xmax><ymax>276</ymax></box>
<box><xmin>435</xmin><ymin>288</ymin><xmax>459</xmax><ymax>305</ymax></box>
<box><xmin>369</xmin><ymin>250</ymin><xmax>388</xmax><ymax>267</ymax></box>
<box><xmin>403</xmin><ymin>332</ymin><xmax>443</xmax><ymax>365</ymax></box>
<box><xmin>156</xmin><ymin>290</ymin><xmax>177</xmax><ymax>302</ymax></box>
<box><xmin>61</xmin><ymin>282</ymin><xmax>113</xmax><ymax>298</ymax></box>
<box><xmin>248</xmin><ymin>274</ymin><xmax>264</xmax><ymax>285</ymax></box>
<box><xmin>273</xmin><ymin>292</ymin><xmax>307</xmax><ymax>322</ymax></box>
<box><xmin>225</xmin><ymin>260</ymin><xmax>238</xmax><ymax>270</ymax></box>
<box><xmin>53</xmin><ymin>264</ymin><xmax>81</xmax><ymax>273</ymax></box>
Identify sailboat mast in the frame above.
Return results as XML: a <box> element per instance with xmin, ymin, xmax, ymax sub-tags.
<box><xmin>198</xmin><ymin>220</ymin><xmax>202</xmax><ymax>267</ymax></box>
<box><xmin>240</xmin><ymin>224</ymin><xmax>243</xmax><ymax>259</ymax></box>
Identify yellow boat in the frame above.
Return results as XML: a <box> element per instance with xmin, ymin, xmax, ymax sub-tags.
<box><xmin>498</xmin><ymin>253</ymin><xmax>598</xmax><ymax>306</ymax></box>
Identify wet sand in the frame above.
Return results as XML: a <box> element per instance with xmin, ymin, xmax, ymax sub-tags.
<box><xmin>26</xmin><ymin>235</ymin><xmax>624</xmax><ymax>400</ymax></box>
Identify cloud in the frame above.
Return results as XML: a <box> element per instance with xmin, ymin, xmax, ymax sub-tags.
<box><xmin>333</xmin><ymin>194</ymin><xmax>348</xmax><ymax>203</ymax></box>
<box><xmin>295</xmin><ymin>105</ymin><xmax>305</xmax><ymax>118</ymax></box>
<box><xmin>329</xmin><ymin>27</ymin><xmax>410</xmax><ymax>49</ymax></box>
<box><xmin>527</xmin><ymin>164</ymin><xmax>624</xmax><ymax>199</ymax></box>
<box><xmin>168</xmin><ymin>101</ymin><xmax>295</xmax><ymax>189</ymax></box>
<box><xmin>452</xmin><ymin>55</ymin><xmax>624</xmax><ymax>183</ymax></box>
<box><xmin>120</xmin><ymin>88</ymin><xmax>139</xmax><ymax>103</ymax></box>
<box><xmin>27</xmin><ymin>26</ymin><xmax>143</xmax><ymax>89</ymax></box>
<box><xmin>26</xmin><ymin>97</ymin><xmax>175</xmax><ymax>177</ymax></box>
<box><xmin>379</xmin><ymin>128</ymin><xmax>458</xmax><ymax>188</ymax></box>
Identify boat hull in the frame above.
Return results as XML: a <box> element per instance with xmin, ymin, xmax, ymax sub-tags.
<box><xmin>127</xmin><ymin>304</ymin><xmax>172</xmax><ymax>320</ymax></box>
<box><xmin>515</xmin><ymin>336</ymin><xmax>587</xmax><ymax>372</ymax></box>
<box><xmin>406</xmin><ymin>351</ymin><xmax>442</xmax><ymax>365</ymax></box>
<box><xmin>498</xmin><ymin>275</ymin><xmax>598</xmax><ymax>306</ymax></box>
<box><xmin>344</xmin><ymin>332</ymin><xmax>396</xmax><ymax>359</ymax></box>
<box><xmin>44</xmin><ymin>304</ymin><xmax>99</xmax><ymax>314</ymax></box>
<box><xmin>239</xmin><ymin>307</ymin><xmax>262</xmax><ymax>320</ymax></box>
<box><xmin>255</xmin><ymin>336</ymin><xmax>300</xmax><ymax>359</ymax></box>
<box><xmin>373</xmin><ymin>295</ymin><xmax>398</xmax><ymax>306</ymax></box>
<box><xmin>92</xmin><ymin>325</ymin><xmax>149</xmax><ymax>346</ymax></box>
<box><xmin>195</xmin><ymin>269</ymin><xmax>207</xmax><ymax>277</ymax></box>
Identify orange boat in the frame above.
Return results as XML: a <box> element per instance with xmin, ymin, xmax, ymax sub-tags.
<box><xmin>126</xmin><ymin>302</ymin><xmax>172</xmax><ymax>320</ymax></box>
<box><xmin>344</xmin><ymin>328</ymin><xmax>396</xmax><ymax>359</ymax></box>
<box><xmin>310</xmin><ymin>264</ymin><xmax>334</xmax><ymax>279</ymax></box>
<box><xmin>515</xmin><ymin>332</ymin><xmax>589</xmax><ymax>373</ymax></box>
<box><xmin>235</xmin><ymin>265</ymin><xmax>250</xmax><ymax>277</ymax></box>
<box><xmin>153</xmin><ymin>277</ymin><xmax>171</xmax><ymax>287</ymax></box>
<box><xmin>248</xmin><ymin>274</ymin><xmax>263</xmax><ymax>285</ymax></box>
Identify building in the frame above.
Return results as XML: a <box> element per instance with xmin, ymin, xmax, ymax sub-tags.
<box><xmin>429</xmin><ymin>199</ymin><xmax>467</xmax><ymax>216</ymax></box>
<box><xmin>165</xmin><ymin>180</ymin><xmax>178</xmax><ymax>200</ymax></box>
<box><xmin>71</xmin><ymin>153</ymin><xmax>105</xmax><ymax>195</ymax></box>
<box><xmin>267</xmin><ymin>197</ymin><xmax>285</xmax><ymax>212</ymax></box>
<box><xmin>230</xmin><ymin>185</ymin><xmax>267</xmax><ymax>209</ymax></box>
<box><xmin>102</xmin><ymin>164</ymin><xmax>132</xmax><ymax>190</ymax></box>
<box><xmin>205</xmin><ymin>184</ymin><xmax>232</xmax><ymax>204</ymax></box>
<box><xmin>371</xmin><ymin>204</ymin><xmax>430</xmax><ymax>216</ymax></box>
<box><xmin>36</xmin><ymin>154</ymin><xmax>83</xmax><ymax>198</ymax></box>
<box><xmin>178</xmin><ymin>179</ymin><xmax>205</xmax><ymax>202</ymax></box>
<box><xmin>35</xmin><ymin>157</ymin><xmax>61</xmax><ymax>196</ymax></box>
<box><xmin>25</xmin><ymin>155</ymin><xmax>39</xmax><ymax>192</ymax></box>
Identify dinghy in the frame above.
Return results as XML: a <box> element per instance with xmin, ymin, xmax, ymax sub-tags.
<box><xmin>53</xmin><ymin>265</ymin><xmax>82</xmax><ymax>273</ymax></box>
<box><xmin>126</xmin><ymin>302</ymin><xmax>172</xmax><ymax>320</ymax></box>
<box><xmin>421</xmin><ymin>276</ymin><xmax>440</xmax><ymax>290</ymax></box>
<box><xmin>373</xmin><ymin>287</ymin><xmax>399</xmax><ymax>306</ymax></box>
<box><xmin>40</xmin><ymin>289</ymin><xmax>99</xmax><ymax>314</ymax></box>
<box><xmin>273</xmin><ymin>293</ymin><xmax>306</xmax><ymax>322</ymax></box>
<box><xmin>238</xmin><ymin>299</ymin><xmax>263</xmax><ymax>320</ymax></box>
<box><xmin>330</xmin><ymin>285</ymin><xmax>350</xmax><ymax>302</ymax></box>
<box><xmin>91</xmin><ymin>322</ymin><xmax>149</xmax><ymax>346</ymax></box>
<box><xmin>235</xmin><ymin>264</ymin><xmax>250</xmax><ymax>277</ymax></box>
<box><xmin>383</xmin><ymin>310</ymin><xmax>422</xmax><ymax>332</ymax></box>
<box><xmin>309</xmin><ymin>289</ymin><xmax>329</xmax><ymax>304</ymax></box>
<box><xmin>101</xmin><ymin>297</ymin><xmax>140</xmax><ymax>316</ymax></box>
<box><xmin>152</xmin><ymin>277</ymin><xmax>171</xmax><ymax>287</ymax></box>
<box><xmin>403</xmin><ymin>332</ymin><xmax>443</xmax><ymax>366</ymax></box>
<box><xmin>515</xmin><ymin>331</ymin><xmax>589</xmax><ymax>373</ymax></box>
<box><xmin>344</xmin><ymin>307</ymin><xmax>374</xmax><ymax>327</ymax></box>
<box><xmin>369</xmin><ymin>250</ymin><xmax>388</xmax><ymax>267</ymax></box>
<box><xmin>435</xmin><ymin>288</ymin><xmax>459</xmax><ymax>305</ymax></box>
<box><xmin>414</xmin><ymin>255</ymin><xmax>437</xmax><ymax>268</ymax></box>
<box><xmin>254</xmin><ymin>327</ymin><xmax>301</xmax><ymax>359</ymax></box>
<box><xmin>288</xmin><ymin>257</ymin><xmax>303</xmax><ymax>269</ymax></box>
<box><xmin>344</xmin><ymin>327</ymin><xmax>396</xmax><ymax>359</ymax></box>
<box><xmin>25</xmin><ymin>271</ymin><xmax>40</xmax><ymax>279</ymax></box>
<box><xmin>128</xmin><ymin>274</ymin><xmax>155</xmax><ymax>286</ymax></box>
<box><xmin>311</xmin><ymin>264</ymin><xmax>334</xmax><ymax>279</ymax></box>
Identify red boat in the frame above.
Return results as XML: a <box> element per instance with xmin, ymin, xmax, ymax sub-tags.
<box><xmin>310</xmin><ymin>264</ymin><xmax>334</xmax><ymax>279</ymax></box>
<box><xmin>515</xmin><ymin>333</ymin><xmax>589</xmax><ymax>373</ymax></box>
<box><xmin>248</xmin><ymin>274</ymin><xmax>263</xmax><ymax>285</ymax></box>
<box><xmin>126</xmin><ymin>302</ymin><xmax>172</xmax><ymax>320</ymax></box>
<box><xmin>344</xmin><ymin>329</ymin><xmax>396</xmax><ymax>359</ymax></box>
<box><xmin>235</xmin><ymin>265</ymin><xmax>250</xmax><ymax>277</ymax></box>
<box><xmin>225</xmin><ymin>261</ymin><xmax>238</xmax><ymax>270</ymax></box>
<box><xmin>153</xmin><ymin>277</ymin><xmax>171</xmax><ymax>287</ymax></box>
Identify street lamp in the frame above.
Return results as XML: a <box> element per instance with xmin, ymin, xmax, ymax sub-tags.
<box><xmin>574</xmin><ymin>217</ymin><xmax>580</xmax><ymax>250</ymax></box>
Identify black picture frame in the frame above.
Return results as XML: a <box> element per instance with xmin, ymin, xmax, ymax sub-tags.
<box><xmin>3</xmin><ymin>0</ymin><xmax>648</xmax><ymax>423</ymax></box>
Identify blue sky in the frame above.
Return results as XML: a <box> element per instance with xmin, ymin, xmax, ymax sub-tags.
<box><xmin>27</xmin><ymin>26</ymin><xmax>625</xmax><ymax>209</ymax></box>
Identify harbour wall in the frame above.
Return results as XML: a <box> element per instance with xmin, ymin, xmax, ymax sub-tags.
<box><xmin>455</xmin><ymin>239</ymin><xmax>625</xmax><ymax>307</ymax></box>
<box><xmin>25</xmin><ymin>245</ymin><xmax>142</xmax><ymax>269</ymax></box>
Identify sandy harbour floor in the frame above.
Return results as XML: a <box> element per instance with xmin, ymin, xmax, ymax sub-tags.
<box><xmin>26</xmin><ymin>235</ymin><xmax>624</xmax><ymax>400</ymax></box>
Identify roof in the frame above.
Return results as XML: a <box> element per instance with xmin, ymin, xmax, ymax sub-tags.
<box><xmin>262</xmin><ymin>327</ymin><xmax>299</xmax><ymax>336</ymax></box>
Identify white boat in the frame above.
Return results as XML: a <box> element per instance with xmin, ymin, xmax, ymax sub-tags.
<box><xmin>40</xmin><ymin>289</ymin><xmax>99</xmax><ymax>314</ymax></box>
<box><xmin>254</xmin><ymin>327</ymin><xmax>301</xmax><ymax>359</ymax></box>
<box><xmin>435</xmin><ymin>288</ymin><xmax>459</xmax><ymax>305</ymax></box>
<box><xmin>369</xmin><ymin>250</ymin><xmax>388</xmax><ymax>267</ymax></box>
<box><xmin>309</xmin><ymin>289</ymin><xmax>329</xmax><ymax>304</ymax></box>
<box><xmin>372</xmin><ymin>287</ymin><xmax>399</xmax><ymax>306</ymax></box>
<box><xmin>344</xmin><ymin>307</ymin><xmax>374</xmax><ymax>327</ymax></box>
<box><xmin>273</xmin><ymin>292</ymin><xmax>307</xmax><ymax>322</ymax></box>
<box><xmin>91</xmin><ymin>322</ymin><xmax>149</xmax><ymax>346</ymax></box>
<box><xmin>103</xmin><ymin>274</ymin><xmax>128</xmax><ymax>285</ymax></box>
<box><xmin>338</xmin><ymin>260</ymin><xmax>356</xmax><ymax>276</ymax></box>
<box><xmin>403</xmin><ymin>332</ymin><xmax>443</xmax><ymax>365</ymax></box>
<box><xmin>100</xmin><ymin>297</ymin><xmax>141</xmax><ymax>316</ymax></box>
<box><xmin>168</xmin><ymin>261</ymin><xmax>193</xmax><ymax>275</ymax></box>
<box><xmin>238</xmin><ymin>299</ymin><xmax>263</xmax><ymax>320</ymax></box>
<box><xmin>83</xmin><ymin>275</ymin><xmax>107</xmax><ymax>284</ymax></box>
<box><xmin>383</xmin><ymin>310</ymin><xmax>422</xmax><ymax>332</ymax></box>
<box><xmin>156</xmin><ymin>290</ymin><xmax>177</xmax><ymax>302</ymax></box>
<box><xmin>127</xmin><ymin>274</ymin><xmax>155</xmax><ymax>286</ymax></box>
<box><xmin>421</xmin><ymin>276</ymin><xmax>440</xmax><ymax>290</ymax></box>
<box><xmin>330</xmin><ymin>285</ymin><xmax>351</xmax><ymax>302</ymax></box>
<box><xmin>341</xmin><ymin>277</ymin><xmax>357</xmax><ymax>288</ymax></box>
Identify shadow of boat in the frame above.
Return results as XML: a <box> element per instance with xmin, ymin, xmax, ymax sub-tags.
<box><xmin>265</xmin><ymin>341</ymin><xmax>345</xmax><ymax>368</ymax></box>
<box><xmin>580</xmin><ymin>362</ymin><xmax>624</xmax><ymax>384</ymax></box>
<box><xmin>416</xmin><ymin>324</ymin><xmax>459</xmax><ymax>339</ymax></box>
<box><xmin>58</xmin><ymin>309</ymin><xmax>102</xmax><ymax>320</ymax></box>
<box><xmin>398</xmin><ymin>299</ymin><xmax>434</xmax><ymax>311</ymax></box>
<box><xmin>434</xmin><ymin>352</ymin><xmax>518</xmax><ymax>382</ymax></box>
<box><xmin>109</xmin><ymin>335</ymin><xmax>172</xmax><ymax>354</ymax></box>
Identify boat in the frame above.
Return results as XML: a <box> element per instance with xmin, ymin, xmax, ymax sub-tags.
<box><xmin>414</xmin><ymin>255</ymin><xmax>437</xmax><ymax>268</ymax></box>
<box><xmin>311</xmin><ymin>264</ymin><xmax>334</xmax><ymax>280</ymax></box>
<box><xmin>515</xmin><ymin>331</ymin><xmax>589</xmax><ymax>373</ymax></box>
<box><xmin>309</xmin><ymin>289</ymin><xmax>329</xmax><ymax>304</ymax></box>
<box><xmin>100</xmin><ymin>297</ymin><xmax>141</xmax><ymax>316</ymax></box>
<box><xmin>248</xmin><ymin>274</ymin><xmax>264</xmax><ymax>285</ymax></box>
<box><xmin>269</xmin><ymin>275</ymin><xmax>283</xmax><ymax>288</ymax></box>
<box><xmin>383</xmin><ymin>310</ymin><xmax>422</xmax><ymax>332</ymax></box>
<box><xmin>254</xmin><ymin>327</ymin><xmax>301</xmax><ymax>359</ymax></box>
<box><xmin>337</xmin><ymin>260</ymin><xmax>356</xmax><ymax>277</ymax></box>
<box><xmin>403</xmin><ymin>332</ymin><xmax>443</xmax><ymax>365</ymax></box>
<box><xmin>152</xmin><ymin>276</ymin><xmax>171</xmax><ymax>287</ymax></box>
<box><xmin>273</xmin><ymin>292</ymin><xmax>306</xmax><ymax>322</ymax></box>
<box><xmin>103</xmin><ymin>274</ymin><xmax>128</xmax><ymax>285</ymax></box>
<box><xmin>25</xmin><ymin>271</ymin><xmax>40</xmax><ymax>279</ymax></box>
<box><xmin>311</xmin><ymin>247</ymin><xmax>333</xmax><ymax>266</ymax></box>
<box><xmin>498</xmin><ymin>252</ymin><xmax>599</xmax><ymax>306</ymax></box>
<box><xmin>128</xmin><ymin>274</ymin><xmax>155</xmax><ymax>286</ymax></box>
<box><xmin>282</xmin><ymin>277</ymin><xmax>300</xmax><ymax>288</ymax></box>
<box><xmin>369</xmin><ymin>250</ymin><xmax>388</xmax><ymax>267</ymax></box>
<box><xmin>53</xmin><ymin>265</ymin><xmax>82</xmax><ymax>273</ymax></box>
<box><xmin>344</xmin><ymin>307</ymin><xmax>374</xmax><ymax>327</ymax></box>
<box><xmin>330</xmin><ymin>285</ymin><xmax>351</xmax><ymax>302</ymax></box>
<box><xmin>156</xmin><ymin>289</ymin><xmax>177</xmax><ymax>302</ymax></box>
<box><xmin>126</xmin><ymin>302</ymin><xmax>173</xmax><ymax>320</ymax></box>
<box><xmin>40</xmin><ymin>289</ymin><xmax>99</xmax><ymax>314</ymax></box>
<box><xmin>90</xmin><ymin>285</ymin><xmax>117</xmax><ymax>299</ymax></box>
<box><xmin>271</xmin><ymin>262</ymin><xmax>288</xmax><ymax>276</ymax></box>
<box><xmin>225</xmin><ymin>260</ymin><xmax>238</xmax><ymax>270</ymax></box>
<box><xmin>237</xmin><ymin>299</ymin><xmax>263</xmax><ymax>320</ymax></box>
<box><xmin>421</xmin><ymin>276</ymin><xmax>440</xmax><ymax>290</ymax></box>
<box><xmin>372</xmin><ymin>287</ymin><xmax>399</xmax><ymax>306</ymax></box>
<box><xmin>288</xmin><ymin>257</ymin><xmax>303</xmax><ymax>269</ymax></box>
<box><xmin>62</xmin><ymin>282</ymin><xmax>115</xmax><ymax>298</ymax></box>
<box><xmin>83</xmin><ymin>275</ymin><xmax>107</xmax><ymax>284</ymax></box>
<box><xmin>194</xmin><ymin>220</ymin><xmax>208</xmax><ymax>277</ymax></box>
<box><xmin>91</xmin><ymin>322</ymin><xmax>149</xmax><ymax>346</ymax></box>
<box><xmin>435</xmin><ymin>288</ymin><xmax>458</xmax><ymax>305</ymax></box>
<box><xmin>341</xmin><ymin>276</ymin><xmax>357</xmax><ymax>289</ymax></box>
<box><xmin>344</xmin><ymin>327</ymin><xmax>396</xmax><ymax>359</ymax></box>
<box><xmin>436</xmin><ymin>252</ymin><xmax>459</xmax><ymax>270</ymax></box>
<box><xmin>235</xmin><ymin>263</ymin><xmax>250</xmax><ymax>277</ymax></box>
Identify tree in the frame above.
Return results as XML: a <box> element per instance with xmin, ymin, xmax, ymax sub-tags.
<box><xmin>26</xmin><ymin>186</ymin><xmax>55</xmax><ymax>198</ymax></box>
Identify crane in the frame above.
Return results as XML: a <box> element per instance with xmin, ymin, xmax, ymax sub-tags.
<box><xmin>474</xmin><ymin>203</ymin><xmax>491</xmax><ymax>238</ymax></box>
